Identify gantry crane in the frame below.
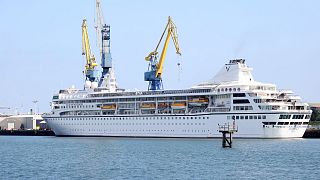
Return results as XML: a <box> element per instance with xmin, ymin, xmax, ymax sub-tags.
<box><xmin>82</xmin><ymin>19</ymin><xmax>98</xmax><ymax>83</ymax></box>
<box><xmin>144</xmin><ymin>16</ymin><xmax>181</xmax><ymax>91</ymax></box>
<box><xmin>95</xmin><ymin>0</ymin><xmax>116</xmax><ymax>91</ymax></box>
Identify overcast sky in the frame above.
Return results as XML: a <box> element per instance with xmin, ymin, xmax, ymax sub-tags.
<box><xmin>1</xmin><ymin>0</ymin><xmax>319</xmax><ymax>113</ymax></box>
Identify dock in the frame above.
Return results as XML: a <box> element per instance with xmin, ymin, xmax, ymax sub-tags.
<box><xmin>0</xmin><ymin>130</ymin><xmax>55</xmax><ymax>136</ymax></box>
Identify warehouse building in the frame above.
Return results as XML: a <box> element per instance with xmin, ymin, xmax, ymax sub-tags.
<box><xmin>0</xmin><ymin>114</ymin><xmax>45</xmax><ymax>130</ymax></box>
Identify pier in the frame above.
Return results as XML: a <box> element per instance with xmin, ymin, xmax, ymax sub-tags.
<box><xmin>0</xmin><ymin>130</ymin><xmax>55</xmax><ymax>136</ymax></box>
<box><xmin>219</xmin><ymin>123</ymin><xmax>238</xmax><ymax>148</ymax></box>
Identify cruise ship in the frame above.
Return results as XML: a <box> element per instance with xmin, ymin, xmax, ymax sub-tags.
<box><xmin>43</xmin><ymin>59</ymin><xmax>311</xmax><ymax>138</ymax></box>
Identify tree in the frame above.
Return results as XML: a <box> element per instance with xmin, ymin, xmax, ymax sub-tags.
<box><xmin>311</xmin><ymin>109</ymin><xmax>320</xmax><ymax>121</ymax></box>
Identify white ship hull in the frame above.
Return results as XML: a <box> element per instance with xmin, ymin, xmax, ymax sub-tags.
<box><xmin>44</xmin><ymin>60</ymin><xmax>311</xmax><ymax>139</ymax></box>
<box><xmin>44</xmin><ymin>113</ymin><xmax>308</xmax><ymax>138</ymax></box>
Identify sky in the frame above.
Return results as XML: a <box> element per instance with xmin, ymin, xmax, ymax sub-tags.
<box><xmin>0</xmin><ymin>0</ymin><xmax>320</xmax><ymax>113</ymax></box>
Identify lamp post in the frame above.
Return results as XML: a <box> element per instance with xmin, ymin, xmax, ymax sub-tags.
<box><xmin>32</xmin><ymin>100</ymin><xmax>38</xmax><ymax>115</ymax></box>
<box><xmin>32</xmin><ymin>100</ymin><xmax>39</xmax><ymax>129</ymax></box>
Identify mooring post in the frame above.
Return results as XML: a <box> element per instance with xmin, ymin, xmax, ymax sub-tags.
<box><xmin>219</xmin><ymin>123</ymin><xmax>238</xmax><ymax>148</ymax></box>
<box><xmin>222</xmin><ymin>132</ymin><xmax>227</xmax><ymax>147</ymax></box>
<box><xmin>229</xmin><ymin>131</ymin><xmax>232</xmax><ymax>148</ymax></box>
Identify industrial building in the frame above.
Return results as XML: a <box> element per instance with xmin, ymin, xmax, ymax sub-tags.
<box><xmin>0</xmin><ymin>114</ymin><xmax>45</xmax><ymax>130</ymax></box>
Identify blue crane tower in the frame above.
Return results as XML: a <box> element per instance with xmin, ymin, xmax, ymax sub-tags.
<box><xmin>95</xmin><ymin>0</ymin><xmax>116</xmax><ymax>91</ymax></box>
<box><xmin>98</xmin><ymin>24</ymin><xmax>112</xmax><ymax>86</ymax></box>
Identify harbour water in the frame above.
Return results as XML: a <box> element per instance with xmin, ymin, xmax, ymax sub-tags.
<box><xmin>1</xmin><ymin>136</ymin><xmax>319</xmax><ymax>179</ymax></box>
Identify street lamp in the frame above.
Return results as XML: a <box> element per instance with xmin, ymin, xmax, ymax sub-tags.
<box><xmin>32</xmin><ymin>100</ymin><xmax>38</xmax><ymax>115</ymax></box>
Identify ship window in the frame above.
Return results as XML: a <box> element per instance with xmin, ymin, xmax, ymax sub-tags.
<box><xmin>303</xmin><ymin>122</ymin><xmax>309</xmax><ymax>125</ymax></box>
<box><xmin>258</xmin><ymin>116</ymin><xmax>261</xmax><ymax>119</ymax></box>
<box><xmin>233</xmin><ymin>93</ymin><xmax>246</xmax><ymax>97</ymax></box>
<box><xmin>305</xmin><ymin>115</ymin><xmax>311</xmax><ymax>119</ymax></box>
<box><xmin>233</xmin><ymin>99</ymin><xmax>250</xmax><ymax>104</ymax></box>
<box><xmin>249</xmin><ymin>116</ymin><xmax>253</xmax><ymax>119</ymax></box>
<box><xmin>292</xmin><ymin>115</ymin><xmax>304</xmax><ymax>119</ymax></box>
<box><xmin>262</xmin><ymin>122</ymin><xmax>276</xmax><ymax>125</ymax></box>
<box><xmin>245</xmin><ymin>116</ymin><xmax>248</xmax><ymax>119</ymax></box>
<box><xmin>279</xmin><ymin>115</ymin><xmax>291</xmax><ymax>119</ymax></box>
<box><xmin>262</xmin><ymin>115</ymin><xmax>266</xmax><ymax>119</ymax></box>
<box><xmin>254</xmin><ymin>116</ymin><xmax>257</xmax><ymax>119</ymax></box>
<box><xmin>240</xmin><ymin>116</ymin><xmax>244</xmax><ymax>120</ymax></box>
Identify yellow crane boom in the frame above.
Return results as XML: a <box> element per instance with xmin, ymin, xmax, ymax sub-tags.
<box><xmin>145</xmin><ymin>16</ymin><xmax>181</xmax><ymax>79</ymax></box>
<box><xmin>144</xmin><ymin>16</ymin><xmax>181</xmax><ymax>91</ymax></box>
<box><xmin>82</xmin><ymin>19</ymin><xmax>98</xmax><ymax>82</ymax></box>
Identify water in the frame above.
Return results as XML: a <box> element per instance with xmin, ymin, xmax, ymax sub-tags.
<box><xmin>0</xmin><ymin>136</ymin><xmax>319</xmax><ymax>180</ymax></box>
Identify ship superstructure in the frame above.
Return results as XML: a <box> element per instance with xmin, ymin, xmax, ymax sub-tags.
<box><xmin>44</xmin><ymin>59</ymin><xmax>311</xmax><ymax>138</ymax></box>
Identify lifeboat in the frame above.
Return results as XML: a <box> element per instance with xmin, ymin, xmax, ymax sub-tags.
<box><xmin>158</xmin><ymin>103</ymin><xmax>169</xmax><ymax>109</ymax></box>
<box><xmin>140</xmin><ymin>103</ymin><xmax>156</xmax><ymax>109</ymax></box>
<box><xmin>171</xmin><ymin>102</ymin><xmax>186</xmax><ymax>109</ymax></box>
<box><xmin>101</xmin><ymin>104</ymin><xmax>116</xmax><ymax>110</ymax></box>
<box><xmin>188</xmin><ymin>98</ymin><xmax>209</xmax><ymax>106</ymax></box>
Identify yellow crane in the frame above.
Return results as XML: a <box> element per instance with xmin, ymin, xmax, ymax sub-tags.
<box><xmin>82</xmin><ymin>19</ymin><xmax>98</xmax><ymax>83</ymax></box>
<box><xmin>144</xmin><ymin>16</ymin><xmax>181</xmax><ymax>91</ymax></box>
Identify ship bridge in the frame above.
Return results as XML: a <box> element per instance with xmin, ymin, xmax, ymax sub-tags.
<box><xmin>210</xmin><ymin>59</ymin><xmax>254</xmax><ymax>84</ymax></box>
<box><xmin>192</xmin><ymin>59</ymin><xmax>275</xmax><ymax>90</ymax></box>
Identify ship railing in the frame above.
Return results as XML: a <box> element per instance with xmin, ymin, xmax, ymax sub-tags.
<box><xmin>42</xmin><ymin>112</ymin><xmax>53</xmax><ymax>115</ymax></box>
<box><xmin>205</xmin><ymin>107</ymin><xmax>230</xmax><ymax>112</ymax></box>
<box><xmin>89</xmin><ymin>89</ymin><xmax>212</xmax><ymax>98</ymax></box>
<box><xmin>218</xmin><ymin>123</ymin><xmax>238</xmax><ymax>132</ymax></box>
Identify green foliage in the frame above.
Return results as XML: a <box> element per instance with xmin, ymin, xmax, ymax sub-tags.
<box><xmin>311</xmin><ymin>109</ymin><xmax>320</xmax><ymax>121</ymax></box>
<box><xmin>309</xmin><ymin>121</ymin><xmax>320</xmax><ymax>126</ymax></box>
